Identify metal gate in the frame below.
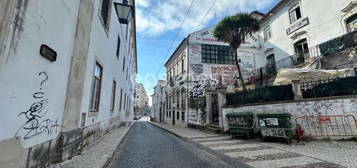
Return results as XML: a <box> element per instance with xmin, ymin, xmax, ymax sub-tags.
<box><xmin>295</xmin><ymin>115</ymin><xmax>357</xmax><ymax>137</ymax></box>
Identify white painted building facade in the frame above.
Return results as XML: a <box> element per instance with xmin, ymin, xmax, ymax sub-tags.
<box><xmin>134</xmin><ymin>82</ymin><xmax>149</xmax><ymax>115</ymax></box>
<box><xmin>256</xmin><ymin>0</ymin><xmax>357</xmax><ymax>79</ymax></box>
<box><xmin>152</xmin><ymin>80</ymin><xmax>167</xmax><ymax>122</ymax></box>
<box><xmin>0</xmin><ymin>0</ymin><xmax>137</xmax><ymax>167</ymax></box>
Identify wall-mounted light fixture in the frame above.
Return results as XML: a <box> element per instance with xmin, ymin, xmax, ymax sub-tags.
<box><xmin>40</xmin><ymin>45</ymin><xmax>57</xmax><ymax>62</ymax></box>
<box><xmin>114</xmin><ymin>1</ymin><xmax>134</xmax><ymax>24</ymax></box>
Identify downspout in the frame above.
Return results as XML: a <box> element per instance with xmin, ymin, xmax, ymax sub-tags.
<box><xmin>186</xmin><ymin>35</ymin><xmax>190</xmax><ymax>126</ymax></box>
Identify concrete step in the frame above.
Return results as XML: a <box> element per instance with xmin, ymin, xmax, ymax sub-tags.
<box><xmin>206</xmin><ymin>124</ymin><xmax>224</xmax><ymax>134</ymax></box>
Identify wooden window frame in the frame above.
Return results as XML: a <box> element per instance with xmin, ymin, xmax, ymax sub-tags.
<box><xmin>116</xmin><ymin>36</ymin><xmax>121</xmax><ymax>58</ymax></box>
<box><xmin>289</xmin><ymin>4</ymin><xmax>302</xmax><ymax>24</ymax></box>
<box><xmin>89</xmin><ymin>62</ymin><xmax>103</xmax><ymax>112</ymax></box>
<box><xmin>110</xmin><ymin>80</ymin><xmax>116</xmax><ymax>112</ymax></box>
<box><xmin>119</xmin><ymin>88</ymin><xmax>123</xmax><ymax>111</ymax></box>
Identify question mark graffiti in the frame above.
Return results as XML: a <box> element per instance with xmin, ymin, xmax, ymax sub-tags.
<box><xmin>38</xmin><ymin>72</ymin><xmax>48</xmax><ymax>90</ymax></box>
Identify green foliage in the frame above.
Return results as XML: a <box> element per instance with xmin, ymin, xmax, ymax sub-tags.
<box><xmin>214</xmin><ymin>13</ymin><xmax>260</xmax><ymax>49</ymax></box>
<box><xmin>189</xmin><ymin>97</ymin><xmax>206</xmax><ymax>112</ymax></box>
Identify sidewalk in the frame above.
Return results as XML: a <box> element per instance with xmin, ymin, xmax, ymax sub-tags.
<box><xmin>149</xmin><ymin>121</ymin><xmax>217</xmax><ymax>139</ymax></box>
<box><xmin>49</xmin><ymin>122</ymin><xmax>134</xmax><ymax>168</ymax></box>
<box><xmin>151</xmin><ymin>122</ymin><xmax>357</xmax><ymax>168</ymax></box>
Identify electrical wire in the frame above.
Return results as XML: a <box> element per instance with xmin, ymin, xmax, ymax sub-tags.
<box><xmin>156</xmin><ymin>0</ymin><xmax>196</xmax><ymax>76</ymax></box>
<box><xmin>194</xmin><ymin>0</ymin><xmax>217</xmax><ymax>32</ymax></box>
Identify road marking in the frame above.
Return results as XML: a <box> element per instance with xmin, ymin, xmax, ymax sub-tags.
<box><xmin>247</xmin><ymin>156</ymin><xmax>323</xmax><ymax>168</ymax></box>
<box><xmin>210</xmin><ymin>143</ymin><xmax>262</xmax><ymax>151</ymax></box>
<box><xmin>200</xmin><ymin>140</ymin><xmax>246</xmax><ymax>146</ymax></box>
<box><xmin>225</xmin><ymin>149</ymin><xmax>287</xmax><ymax>159</ymax></box>
<box><xmin>189</xmin><ymin>135</ymin><xmax>222</xmax><ymax>139</ymax></box>
<box><xmin>193</xmin><ymin>136</ymin><xmax>232</xmax><ymax>142</ymax></box>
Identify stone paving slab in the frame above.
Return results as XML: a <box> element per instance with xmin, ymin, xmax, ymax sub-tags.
<box><xmin>225</xmin><ymin>149</ymin><xmax>286</xmax><ymax>159</ymax></box>
<box><xmin>48</xmin><ymin>122</ymin><xmax>134</xmax><ymax>168</ymax></box>
<box><xmin>210</xmin><ymin>143</ymin><xmax>262</xmax><ymax>151</ymax></box>
<box><xmin>247</xmin><ymin>156</ymin><xmax>323</xmax><ymax>168</ymax></box>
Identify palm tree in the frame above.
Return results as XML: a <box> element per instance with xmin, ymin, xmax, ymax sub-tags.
<box><xmin>214</xmin><ymin>13</ymin><xmax>260</xmax><ymax>91</ymax></box>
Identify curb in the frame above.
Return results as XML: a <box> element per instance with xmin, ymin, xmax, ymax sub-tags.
<box><xmin>102</xmin><ymin>121</ymin><xmax>136</xmax><ymax>168</ymax></box>
<box><xmin>148</xmin><ymin>121</ymin><xmax>186</xmax><ymax>139</ymax></box>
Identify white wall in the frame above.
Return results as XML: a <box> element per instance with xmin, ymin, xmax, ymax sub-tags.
<box><xmin>80</xmin><ymin>0</ymin><xmax>136</xmax><ymax>128</ymax></box>
<box><xmin>223</xmin><ymin>97</ymin><xmax>357</xmax><ymax>137</ymax></box>
<box><xmin>152</xmin><ymin>81</ymin><xmax>166</xmax><ymax>120</ymax></box>
<box><xmin>258</xmin><ymin>0</ymin><xmax>354</xmax><ymax>67</ymax></box>
<box><xmin>134</xmin><ymin>83</ymin><xmax>148</xmax><ymax>110</ymax></box>
<box><xmin>0</xmin><ymin>0</ymin><xmax>80</xmax><ymax>148</ymax></box>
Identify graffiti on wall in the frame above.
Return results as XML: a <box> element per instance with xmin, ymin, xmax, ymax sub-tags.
<box><xmin>188</xmin><ymin>64</ymin><xmax>236</xmax><ymax>125</ymax></box>
<box><xmin>190</xmin><ymin>64</ymin><xmax>203</xmax><ymax>74</ymax></box>
<box><xmin>15</xmin><ymin>72</ymin><xmax>60</xmax><ymax>140</ymax></box>
<box><xmin>211</xmin><ymin>66</ymin><xmax>238</xmax><ymax>85</ymax></box>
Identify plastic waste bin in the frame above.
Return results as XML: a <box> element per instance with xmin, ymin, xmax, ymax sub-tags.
<box><xmin>226</xmin><ymin>112</ymin><xmax>255</xmax><ymax>138</ymax></box>
<box><xmin>257</xmin><ymin>113</ymin><xmax>293</xmax><ymax>143</ymax></box>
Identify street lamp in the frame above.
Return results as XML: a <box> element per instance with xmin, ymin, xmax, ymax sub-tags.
<box><xmin>114</xmin><ymin>1</ymin><xmax>134</xmax><ymax>24</ymax></box>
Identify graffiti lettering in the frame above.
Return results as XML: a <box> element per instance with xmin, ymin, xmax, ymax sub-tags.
<box><xmin>15</xmin><ymin>72</ymin><xmax>59</xmax><ymax>140</ymax></box>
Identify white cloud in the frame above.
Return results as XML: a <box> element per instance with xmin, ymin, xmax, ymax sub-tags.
<box><xmin>136</xmin><ymin>0</ymin><xmax>276</xmax><ymax>36</ymax></box>
<box><xmin>136</xmin><ymin>0</ymin><xmax>151</xmax><ymax>8</ymax></box>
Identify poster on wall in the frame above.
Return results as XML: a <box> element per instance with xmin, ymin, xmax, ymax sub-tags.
<box><xmin>189</xmin><ymin>26</ymin><xmax>226</xmax><ymax>45</ymax></box>
<box><xmin>237</xmin><ymin>48</ymin><xmax>261</xmax><ymax>80</ymax></box>
<box><xmin>211</xmin><ymin>65</ymin><xmax>238</xmax><ymax>86</ymax></box>
<box><xmin>189</xmin><ymin>44</ymin><xmax>201</xmax><ymax>64</ymax></box>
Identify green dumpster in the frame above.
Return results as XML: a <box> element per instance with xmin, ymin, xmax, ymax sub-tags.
<box><xmin>257</xmin><ymin>113</ymin><xmax>293</xmax><ymax>142</ymax></box>
<box><xmin>226</xmin><ymin>112</ymin><xmax>255</xmax><ymax>138</ymax></box>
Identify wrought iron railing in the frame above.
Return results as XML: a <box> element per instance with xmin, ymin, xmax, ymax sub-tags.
<box><xmin>256</xmin><ymin>46</ymin><xmax>321</xmax><ymax>83</ymax></box>
<box><xmin>254</xmin><ymin>31</ymin><xmax>357</xmax><ymax>86</ymax></box>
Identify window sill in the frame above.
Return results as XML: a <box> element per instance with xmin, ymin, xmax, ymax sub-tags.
<box><xmin>88</xmin><ymin>111</ymin><xmax>99</xmax><ymax>117</ymax></box>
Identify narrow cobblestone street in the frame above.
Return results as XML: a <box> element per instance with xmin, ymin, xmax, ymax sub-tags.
<box><xmin>107</xmin><ymin>121</ymin><xmax>251</xmax><ymax>168</ymax></box>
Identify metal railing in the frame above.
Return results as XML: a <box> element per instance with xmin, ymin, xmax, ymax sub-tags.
<box><xmin>256</xmin><ymin>30</ymin><xmax>357</xmax><ymax>82</ymax></box>
<box><xmin>295</xmin><ymin>115</ymin><xmax>357</xmax><ymax>137</ymax></box>
<box><xmin>226</xmin><ymin>84</ymin><xmax>294</xmax><ymax>106</ymax></box>
<box><xmin>300</xmin><ymin>76</ymin><xmax>357</xmax><ymax>98</ymax></box>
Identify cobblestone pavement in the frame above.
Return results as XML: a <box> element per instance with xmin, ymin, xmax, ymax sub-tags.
<box><xmin>48</xmin><ymin>123</ymin><xmax>133</xmax><ymax>168</ymax></box>
<box><xmin>151</xmin><ymin>122</ymin><xmax>357</xmax><ymax>168</ymax></box>
<box><xmin>107</xmin><ymin>122</ymin><xmax>251</xmax><ymax>168</ymax></box>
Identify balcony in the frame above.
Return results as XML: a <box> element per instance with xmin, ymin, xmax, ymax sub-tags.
<box><xmin>257</xmin><ymin>30</ymin><xmax>357</xmax><ymax>83</ymax></box>
<box><xmin>257</xmin><ymin>47</ymin><xmax>319</xmax><ymax>81</ymax></box>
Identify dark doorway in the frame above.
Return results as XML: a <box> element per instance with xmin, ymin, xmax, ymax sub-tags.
<box><xmin>211</xmin><ymin>93</ymin><xmax>219</xmax><ymax>125</ymax></box>
<box><xmin>172</xmin><ymin>110</ymin><xmax>175</xmax><ymax>125</ymax></box>
<box><xmin>266</xmin><ymin>54</ymin><xmax>276</xmax><ymax>75</ymax></box>
<box><xmin>294</xmin><ymin>39</ymin><xmax>309</xmax><ymax>64</ymax></box>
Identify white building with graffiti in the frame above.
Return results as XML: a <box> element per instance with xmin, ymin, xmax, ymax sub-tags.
<box><xmin>164</xmin><ymin>16</ymin><xmax>262</xmax><ymax>127</ymax></box>
<box><xmin>0</xmin><ymin>0</ymin><xmax>137</xmax><ymax>167</ymax></box>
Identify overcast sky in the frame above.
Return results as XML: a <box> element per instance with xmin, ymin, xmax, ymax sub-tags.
<box><xmin>135</xmin><ymin>0</ymin><xmax>281</xmax><ymax>106</ymax></box>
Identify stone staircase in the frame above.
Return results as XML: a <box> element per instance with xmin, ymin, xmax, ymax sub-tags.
<box><xmin>205</xmin><ymin>124</ymin><xmax>224</xmax><ymax>134</ymax></box>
